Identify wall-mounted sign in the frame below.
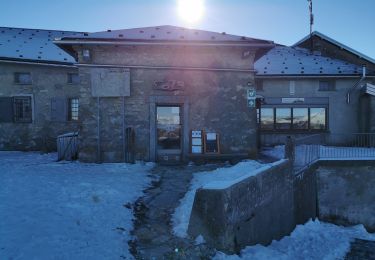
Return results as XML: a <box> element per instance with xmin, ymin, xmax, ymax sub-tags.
<box><xmin>247</xmin><ymin>87</ymin><xmax>256</xmax><ymax>108</ymax></box>
<box><xmin>154</xmin><ymin>80</ymin><xmax>185</xmax><ymax>91</ymax></box>
<box><xmin>191</xmin><ymin>130</ymin><xmax>203</xmax><ymax>154</ymax></box>
<box><xmin>247</xmin><ymin>99</ymin><xmax>256</xmax><ymax>107</ymax></box>
<box><xmin>204</xmin><ymin>132</ymin><xmax>220</xmax><ymax>154</ymax></box>
<box><xmin>281</xmin><ymin>98</ymin><xmax>305</xmax><ymax>104</ymax></box>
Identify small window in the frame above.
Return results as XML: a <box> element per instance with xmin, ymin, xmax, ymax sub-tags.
<box><xmin>255</xmin><ymin>79</ymin><xmax>263</xmax><ymax>91</ymax></box>
<box><xmin>14</xmin><ymin>96</ymin><xmax>32</xmax><ymax>123</ymax></box>
<box><xmin>67</xmin><ymin>73</ymin><xmax>80</xmax><ymax>84</ymax></box>
<box><xmin>319</xmin><ymin>80</ymin><xmax>335</xmax><ymax>91</ymax></box>
<box><xmin>14</xmin><ymin>72</ymin><xmax>32</xmax><ymax>84</ymax></box>
<box><xmin>68</xmin><ymin>98</ymin><xmax>79</xmax><ymax>121</ymax></box>
<box><xmin>275</xmin><ymin>108</ymin><xmax>291</xmax><ymax>130</ymax></box>
<box><xmin>310</xmin><ymin>108</ymin><xmax>326</xmax><ymax>130</ymax></box>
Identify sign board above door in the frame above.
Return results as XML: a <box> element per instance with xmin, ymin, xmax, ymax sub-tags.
<box><xmin>91</xmin><ymin>68</ymin><xmax>130</xmax><ymax>97</ymax></box>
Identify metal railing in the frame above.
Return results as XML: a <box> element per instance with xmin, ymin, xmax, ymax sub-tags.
<box><xmin>293</xmin><ymin>134</ymin><xmax>322</xmax><ymax>171</ymax></box>
<box><xmin>289</xmin><ymin>133</ymin><xmax>375</xmax><ymax>172</ymax></box>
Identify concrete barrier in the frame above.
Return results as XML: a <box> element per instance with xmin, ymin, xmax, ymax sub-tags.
<box><xmin>317</xmin><ymin>160</ymin><xmax>375</xmax><ymax>233</ymax></box>
<box><xmin>188</xmin><ymin>159</ymin><xmax>295</xmax><ymax>253</ymax></box>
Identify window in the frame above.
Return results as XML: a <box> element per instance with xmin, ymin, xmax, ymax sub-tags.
<box><xmin>275</xmin><ymin>108</ymin><xmax>291</xmax><ymax>130</ymax></box>
<box><xmin>260</xmin><ymin>108</ymin><xmax>274</xmax><ymax>130</ymax></box>
<box><xmin>68</xmin><ymin>98</ymin><xmax>79</xmax><ymax>121</ymax></box>
<box><xmin>310</xmin><ymin>108</ymin><xmax>326</xmax><ymax>130</ymax></box>
<box><xmin>260</xmin><ymin>107</ymin><xmax>327</xmax><ymax>131</ymax></box>
<box><xmin>14</xmin><ymin>72</ymin><xmax>32</xmax><ymax>84</ymax></box>
<box><xmin>14</xmin><ymin>96</ymin><xmax>32</xmax><ymax>123</ymax></box>
<box><xmin>319</xmin><ymin>80</ymin><xmax>335</xmax><ymax>91</ymax></box>
<box><xmin>255</xmin><ymin>79</ymin><xmax>263</xmax><ymax>91</ymax></box>
<box><xmin>292</xmin><ymin>108</ymin><xmax>309</xmax><ymax>130</ymax></box>
<box><xmin>67</xmin><ymin>73</ymin><xmax>80</xmax><ymax>84</ymax></box>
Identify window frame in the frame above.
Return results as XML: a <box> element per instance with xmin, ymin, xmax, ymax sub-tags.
<box><xmin>13</xmin><ymin>95</ymin><xmax>33</xmax><ymax>123</ymax></box>
<box><xmin>318</xmin><ymin>80</ymin><xmax>335</xmax><ymax>91</ymax></box>
<box><xmin>67</xmin><ymin>73</ymin><xmax>80</xmax><ymax>85</ymax></box>
<box><xmin>14</xmin><ymin>72</ymin><xmax>32</xmax><ymax>85</ymax></box>
<box><xmin>259</xmin><ymin>106</ymin><xmax>328</xmax><ymax>132</ymax></box>
<box><xmin>68</xmin><ymin>97</ymin><xmax>79</xmax><ymax>121</ymax></box>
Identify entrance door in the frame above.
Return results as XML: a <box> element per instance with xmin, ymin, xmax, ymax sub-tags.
<box><xmin>156</xmin><ymin>106</ymin><xmax>182</xmax><ymax>162</ymax></box>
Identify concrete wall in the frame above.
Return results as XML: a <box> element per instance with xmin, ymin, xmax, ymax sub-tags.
<box><xmin>258</xmin><ymin>78</ymin><xmax>373</xmax><ymax>145</ymax></box>
<box><xmin>316</xmin><ymin>160</ymin><xmax>375</xmax><ymax>232</ymax></box>
<box><xmin>74</xmin><ymin>45</ymin><xmax>259</xmax><ymax>162</ymax></box>
<box><xmin>188</xmin><ymin>160</ymin><xmax>295</xmax><ymax>253</ymax></box>
<box><xmin>0</xmin><ymin>62</ymin><xmax>79</xmax><ymax>151</ymax></box>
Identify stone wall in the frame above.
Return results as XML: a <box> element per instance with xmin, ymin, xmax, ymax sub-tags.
<box><xmin>188</xmin><ymin>159</ymin><xmax>295</xmax><ymax>253</ymax></box>
<box><xmin>0</xmin><ymin>62</ymin><xmax>79</xmax><ymax>151</ymax></box>
<box><xmin>316</xmin><ymin>160</ymin><xmax>375</xmax><ymax>232</ymax></box>
<box><xmin>75</xmin><ymin>45</ymin><xmax>259</xmax><ymax>162</ymax></box>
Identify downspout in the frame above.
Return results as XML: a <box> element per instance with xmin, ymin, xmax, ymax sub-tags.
<box><xmin>347</xmin><ymin>65</ymin><xmax>366</xmax><ymax>104</ymax></box>
<box><xmin>97</xmin><ymin>96</ymin><xmax>101</xmax><ymax>162</ymax></box>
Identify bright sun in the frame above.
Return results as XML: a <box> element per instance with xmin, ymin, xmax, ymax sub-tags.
<box><xmin>177</xmin><ymin>0</ymin><xmax>205</xmax><ymax>24</ymax></box>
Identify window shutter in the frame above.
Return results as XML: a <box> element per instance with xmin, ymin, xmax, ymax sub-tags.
<box><xmin>51</xmin><ymin>97</ymin><xmax>68</xmax><ymax>122</ymax></box>
<box><xmin>0</xmin><ymin>97</ymin><xmax>14</xmax><ymax>122</ymax></box>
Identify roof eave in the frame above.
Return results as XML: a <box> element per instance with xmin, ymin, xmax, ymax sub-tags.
<box><xmin>255</xmin><ymin>74</ymin><xmax>375</xmax><ymax>78</ymax></box>
<box><xmin>54</xmin><ymin>39</ymin><xmax>275</xmax><ymax>48</ymax></box>
<box><xmin>0</xmin><ymin>57</ymin><xmax>76</xmax><ymax>67</ymax></box>
<box><xmin>293</xmin><ymin>31</ymin><xmax>375</xmax><ymax>65</ymax></box>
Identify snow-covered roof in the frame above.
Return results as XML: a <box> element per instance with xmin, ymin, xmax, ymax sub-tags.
<box><xmin>56</xmin><ymin>25</ymin><xmax>273</xmax><ymax>45</ymax></box>
<box><xmin>255</xmin><ymin>46</ymin><xmax>374</xmax><ymax>76</ymax></box>
<box><xmin>293</xmin><ymin>31</ymin><xmax>375</xmax><ymax>65</ymax></box>
<box><xmin>0</xmin><ymin>27</ymin><xmax>84</xmax><ymax>64</ymax></box>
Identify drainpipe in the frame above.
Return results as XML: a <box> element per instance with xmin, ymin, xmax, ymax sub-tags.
<box><xmin>346</xmin><ymin>65</ymin><xmax>366</xmax><ymax>104</ymax></box>
<box><xmin>97</xmin><ymin>96</ymin><xmax>101</xmax><ymax>162</ymax></box>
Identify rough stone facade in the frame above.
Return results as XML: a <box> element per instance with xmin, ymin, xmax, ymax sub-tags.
<box><xmin>0</xmin><ymin>62</ymin><xmax>80</xmax><ymax>151</ymax></box>
<box><xmin>73</xmin><ymin>45</ymin><xmax>259</xmax><ymax>162</ymax></box>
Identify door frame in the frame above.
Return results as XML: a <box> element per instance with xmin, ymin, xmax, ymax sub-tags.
<box><xmin>149</xmin><ymin>96</ymin><xmax>189</xmax><ymax>162</ymax></box>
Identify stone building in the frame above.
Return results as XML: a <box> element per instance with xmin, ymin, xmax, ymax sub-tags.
<box><xmin>255</xmin><ymin>35</ymin><xmax>375</xmax><ymax>145</ymax></box>
<box><xmin>0</xmin><ymin>27</ymin><xmax>84</xmax><ymax>151</ymax></box>
<box><xmin>55</xmin><ymin>26</ymin><xmax>274</xmax><ymax>163</ymax></box>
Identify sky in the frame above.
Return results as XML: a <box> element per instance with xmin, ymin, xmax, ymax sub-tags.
<box><xmin>1</xmin><ymin>0</ymin><xmax>374</xmax><ymax>59</ymax></box>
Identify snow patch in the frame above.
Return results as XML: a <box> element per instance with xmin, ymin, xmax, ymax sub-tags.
<box><xmin>0</xmin><ymin>152</ymin><xmax>153</xmax><ymax>260</ymax></box>
<box><xmin>214</xmin><ymin>220</ymin><xmax>375</xmax><ymax>259</ymax></box>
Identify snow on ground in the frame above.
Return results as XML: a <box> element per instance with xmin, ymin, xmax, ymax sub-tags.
<box><xmin>214</xmin><ymin>220</ymin><xmax>375</xmax><ymax>260</ymax></box>
<box><xmin>0</xmin><ymin>152</ymin><xmax>154</xmax><ymax>260</ymax></box>
<box><xmin>261</xmin><ymin>145</ymin><xmax>285</xmax><ymax>160</ymax></box>
<box><xmin>172</xmin><ymin>160</ymin><xmax>269</xmax><ymax>238</ymax></box>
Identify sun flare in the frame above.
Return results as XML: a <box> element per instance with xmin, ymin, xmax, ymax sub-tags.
<box><xmin>177</xmin><ymin>0</ymin><xmax>205</xmax><ymax>24</ymax></box>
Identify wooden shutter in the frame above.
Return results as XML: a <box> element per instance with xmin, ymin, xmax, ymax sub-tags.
<box><xmin>0</xmin><ymin>97</ymin><xmax>14</xmax><ymax>122</ymax></box>
<box><xmin>51</xmin><ymin>97</ymin><xmax>68</xmax><ymax>122</ymax></box>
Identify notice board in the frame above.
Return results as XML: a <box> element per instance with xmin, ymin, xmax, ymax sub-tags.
<box><xmin>204</xmin><ymin>132</ymin><xmax>220</xmax><ymax>154</ymax></box>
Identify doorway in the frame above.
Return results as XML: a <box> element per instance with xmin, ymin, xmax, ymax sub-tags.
<box><xmin>156</xmin><ymin>106</ymin><xmax>182</xmax><ymax>162</ymax></box>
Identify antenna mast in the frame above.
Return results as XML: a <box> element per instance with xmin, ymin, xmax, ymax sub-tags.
<box><xmin>307</xmin><ymin>0</ymin><xmax>314</xmax><ymax>52</ymax></box>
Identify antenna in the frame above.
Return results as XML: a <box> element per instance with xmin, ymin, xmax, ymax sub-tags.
<box><xmin>307</xmin><ymin>0</ymin><xmax>314</xmax><ymax>52</ymax></box>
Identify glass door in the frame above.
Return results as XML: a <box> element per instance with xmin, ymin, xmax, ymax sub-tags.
<box><xmin>156</xmin><ymin>106</ymin><xmax>181</xmax><ymax>160</ymax></box>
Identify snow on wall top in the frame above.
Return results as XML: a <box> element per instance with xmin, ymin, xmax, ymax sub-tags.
<box><xmin>255</xmin><ymin>46</ymin><xmax>374</xmax><ymax>76</ymax></box>
<box><xmin>0</xmin><ymin>27</ymin><xmax>85</xmax><ymax>64</ymax></box>
<box><xmin>57</xmin><ymin>25</ymin><xmax>273</xmax><ymax>45</ymax></box>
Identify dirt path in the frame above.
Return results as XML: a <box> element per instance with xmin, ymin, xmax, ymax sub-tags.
<box><xmin>129</xmin><ymin>164</ymin><xmax>223</xmax><ymax>259</ymax></box>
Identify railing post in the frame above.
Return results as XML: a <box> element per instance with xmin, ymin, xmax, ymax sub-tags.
<box><xmin>285</xmin><ymin>136</ymin><xmax>295</xmax><ymax>165</ymax></box>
